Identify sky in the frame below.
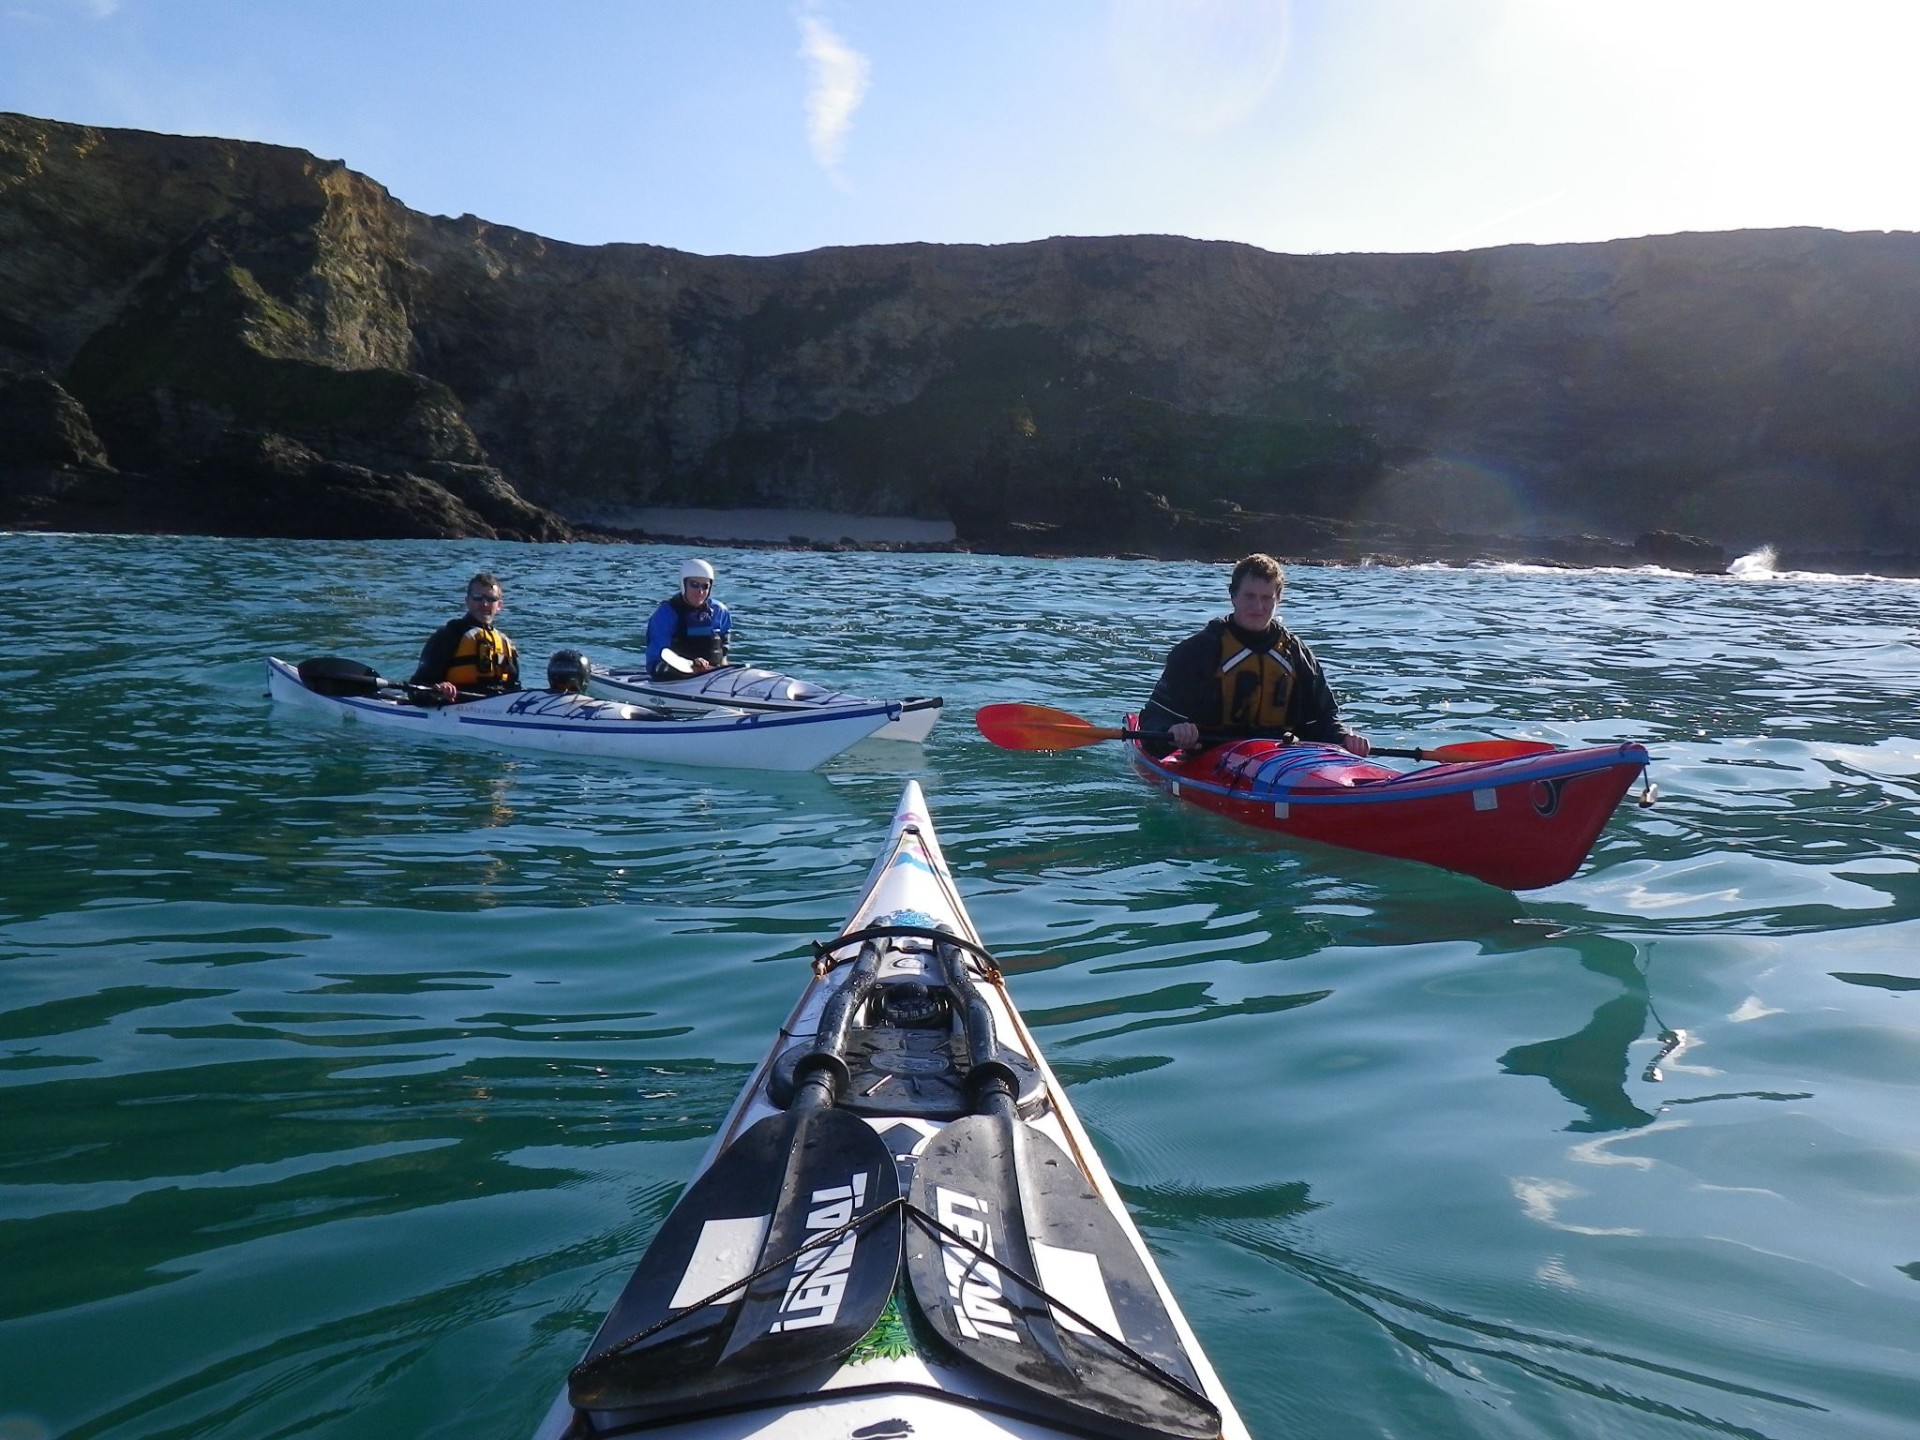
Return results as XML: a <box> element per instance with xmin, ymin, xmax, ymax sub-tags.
<box><xmin>3</xmin><ymin>0</ymin><xmax>1917</xmax><ymax>259</ymax></box>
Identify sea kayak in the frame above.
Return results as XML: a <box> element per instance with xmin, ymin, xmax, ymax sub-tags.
<box><xmin>589</xmin><ymin>662</ymin><xmax>943</xmax><ymax>743</ymax></box>
<box><xmin>1129</xmin><ymin>729</ymin><xmax>1650</xmax><ymax>889</ymax></box>
<box><xmin>532</xmin><ymin>780</ymin><xmax>1247</xmax><ymax>1440</ymax></box>
<box><xmin>265</xmin><ymin>657</ymin><xmax>898</xmax><ymax>772</ymax></box>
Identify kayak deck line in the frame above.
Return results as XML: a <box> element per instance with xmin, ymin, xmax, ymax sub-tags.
<box><xmin>534</xmin><ymin>780</ymin><xmax>1247</xmax><ymax>1440</ymax></box>
<box><xmin>311</xmin><ymin>683</ymin><xmax>900</xmax><ymax>736</ymax></box>
<box><xmin>264</xmin><ymin>656</ymin><xmax>897</xmax><ymax>771</ymax></box>
<box><xmin>449</xmin><ymin>700</ymin><xmax>900</xmax><ymax>736</ymax></box>
<box><xmin>590</xmin><ymin>662</ymin><xmax>943</xmax><ymax>743</ymax></box>
<box><xmin>1181</xmin><ymin>738</ymin><xmax>1652</xmax><ymax>806</ymax></box>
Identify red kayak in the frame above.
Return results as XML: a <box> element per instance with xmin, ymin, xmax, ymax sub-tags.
<box><xmin>1127</xmin><ymin>728</ymin><xmax>1650</xmax><ymax>889</ymax></box>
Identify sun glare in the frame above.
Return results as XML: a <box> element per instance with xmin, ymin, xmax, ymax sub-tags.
<box><xmin>1107</xmin><ymin>0</ymin><xmax>1293</xmax><ymax>136</ymax></box>
<box><xmin>1507</xmin><ymin>0</ymin><xmax>1920</xmax><ymax>235</ymax></box>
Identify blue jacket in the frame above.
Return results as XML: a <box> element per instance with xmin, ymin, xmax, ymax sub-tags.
<box><xmin>645</xmin><ymin>594</ymin><xmax>732</xmax><ymax>677</ymax></box>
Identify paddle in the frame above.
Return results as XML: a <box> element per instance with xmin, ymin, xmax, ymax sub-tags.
<box><xmin>903</xmin><ymin>939</ymin><xmax>1220</xmax><ymax>1440</ymax></box>
<box><xmin>568</xmin><ymin>942</ymin><xmax>903</xmax><ymax>1413</ymax></box>
<box><xmin>295</xmin><ymin>655</ymin><xmax>408</xmax><ymax>695</ymax></box>
<box><xmin>655</xmin><ymin>650</ymin><xmax>744</xmax><ymax>679</ymax></box>
<box><xmin>974</xmin><ymin>702</ymin><xmax>1558</xmax><ymax>762</ymax></box>
<box><xmin>293</xmin><ymin>656</ymin><xmax>481</xmax><ymax>705</ymax></box>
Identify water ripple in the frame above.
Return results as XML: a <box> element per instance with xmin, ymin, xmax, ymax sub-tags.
<box><xmin>2</xmin><ymin>536</ymin><xmax>1918</xmax><ymax>1438</ymax></box>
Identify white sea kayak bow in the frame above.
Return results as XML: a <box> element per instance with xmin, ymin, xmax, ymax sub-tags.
<box><xmin>532</xmin><ymin>780</ymin><xmax>1246</xmax><ymax>1440</ymax></box>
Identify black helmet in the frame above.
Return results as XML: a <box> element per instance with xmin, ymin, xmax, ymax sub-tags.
<box><xmin>547</xmin><ymin>648</ymin><xmax>591</xmax><ymax>693</ymax></box>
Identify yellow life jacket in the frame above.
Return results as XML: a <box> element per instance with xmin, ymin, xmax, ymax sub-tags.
<box><xmin>444</xmin><ymin>625</ymin><xmax>517</xmax><ymax>689</ymax></box>
<box><xmin>1214</xmin><ymin>626</ymin><xmax>1299</xmax><ymax>731</ymax></box>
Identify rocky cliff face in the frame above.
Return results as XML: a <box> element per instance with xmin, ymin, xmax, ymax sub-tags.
<box><xmin>5</xmin><ymin>111</ymin><xmax>1918</xmax><ymax>569</ymax></box>
<box><xmin>0</xmin><ymin>114</ymin><xmax>568</xmax><ymax>539</ymax></box>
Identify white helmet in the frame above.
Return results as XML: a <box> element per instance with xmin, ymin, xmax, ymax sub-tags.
<box><xmin>681</xmin><ymin>558</ymin><xmax>715</xmax><ymax>582</ymax></box>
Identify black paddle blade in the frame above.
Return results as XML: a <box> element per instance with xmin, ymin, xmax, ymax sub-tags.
<box><xmin>906</xmin><ymin>1113</ymin><xmax>1221</xmax><ymax>1440</ymax></box>
<box><xmin>295</xmin><ymin>656</ymin><xmax>391</xmax><ymax>696</ymax></box>
<box><xmin>569</xmin><ymin>1105</ymin><xmax>902</xmax><ymax>1413</ymax></box>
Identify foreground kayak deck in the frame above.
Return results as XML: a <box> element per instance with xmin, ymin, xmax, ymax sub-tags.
<box><xmin>265</xmin><ymin>657</ymin><xmax>898</xmax><ymax>771</ymax></box>
<box><xmin>590</xmin><ymin>663</ymin><xmax>943</xmax><ymax>743</ymax></box>
<box><xmin>533</xmin><ymin>781</ymin><xmax>1247</xmax><ymax>1440</ymax></box>
<box><xmin>1130</xmin><ymin>731</ymin><xmax>1651</xmax><ymax>889</ymax></box>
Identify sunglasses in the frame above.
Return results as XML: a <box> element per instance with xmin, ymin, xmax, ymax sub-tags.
<box><xmin>468</xmin><ymin>593</ymin><xmax>504</xmax><ymax>604</ymax></box>
<box><xmin>684</xmin><ymin>579</ymin><xmax>712</xmax><ymax>590</ymax></box>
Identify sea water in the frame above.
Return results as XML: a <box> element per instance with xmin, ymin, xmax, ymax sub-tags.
<box><xmin>1</xmin><ymin>533</ymin><xmax>1916</xmax><ymax>1439</ymax></box>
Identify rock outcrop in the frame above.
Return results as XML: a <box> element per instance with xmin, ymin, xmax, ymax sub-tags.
<box><xmin>0</xmin><ymin>114</ymin><xmax>569</xmax><ymax>540</ymax></box>
<box><xmin>6</xmin><ymin>110</ymin><xmax>1919</xmax><ymax>571</ymax></box>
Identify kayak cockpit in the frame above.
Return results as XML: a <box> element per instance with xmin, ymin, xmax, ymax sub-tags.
<box><xmin>562</xmin><ymin>914</ymin><xmax>1224</xmax><ymax>1440</ymax></box>
<box><xmin>768</xmin><ymin>925</ymin><xmax>1045</xmax><ymax>1121</ymax></box>
<box><xmin>1207</xmin><ymin>739</ymin><xmax>1395</xmax><ymax>791</ymax></box>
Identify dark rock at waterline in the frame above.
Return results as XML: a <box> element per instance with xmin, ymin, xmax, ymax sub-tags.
<box><xmin>0</xmin><ymin>373</ymin><xmax>575</xmax><ymax>540</ymax></box>
<box><xmin>1633</xmin><ymin>530</ymin><xmax>1726</xmax><ymax>570</ymax></box>
<box><xmin>1758</xmin><ymin>547</ymin><xmax>1920</xmax><ymax>579</ymax></box>
<box><xmin>178</xmin><ymin>431</ymin><xmax>575</xmax><ymax>541</ymax></box>
<box><xmin>940</xmin><ymin>472</ymin><xmax>1732</xmax><ymax>570</ymax></box>
<box><xmin>0</xmin><ymin>369</ymin><xmax>116</xmax><ymax>511</ymax></box>
<box><xmin>4</xmin><ymin>110</ymin><xmax>1918</xmax><ymax>570</ymax></box>
<box><xmin>0</xmin><ymin>370</ymin><xmax>108</xmax><ymax>469</ymax></box>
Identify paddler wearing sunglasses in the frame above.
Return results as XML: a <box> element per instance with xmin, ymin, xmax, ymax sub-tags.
<box><xmin>410</xmin><ymin>572</ymin><xmax>521</xmax><ymax>703</ymax></box>
<box><xmin>645</xmin><ymin>558</ymin><xmax>732</xmax><ymax>679</ymax></box>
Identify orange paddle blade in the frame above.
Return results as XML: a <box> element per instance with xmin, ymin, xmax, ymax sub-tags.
<box><xmin>974</xmin><ymin>703</ymin><xmax>1134</xmax><ymax>751</ymax></box>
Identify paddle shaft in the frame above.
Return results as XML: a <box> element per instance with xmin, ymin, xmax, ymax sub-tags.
<box><xmin>295</xmin><ymin>656</ymin><xmax>486</xmax><ymax>705</ymax></box>
<box><xmin>377</xmin><ymin>679</ymin><xmax>488</xmax><ymax>706</ymax></box>
<box><xmin>1146</xmin><ymin>729</ymin><xmax>1543</xmax><ymax>762</ymax></box>
<box><xmin>1059</xmin><ymin>720</ymin><xmax>1386</xmax><ymax>754</ymax></box>
<box><xmin>655</xmin><ymin>650</ymin><xmax>745</xmax><ymax>679</ymax></box>
<box><xmin>973</xmin><ymin>703</ymin><xmax>1556</xmax><ymax>761</ymax></box>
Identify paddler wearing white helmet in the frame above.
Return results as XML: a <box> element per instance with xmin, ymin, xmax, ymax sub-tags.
<box><xmin>644</xmin><ymin>557</ymin><xmax>733</xmax><ymax>678</ymax></box>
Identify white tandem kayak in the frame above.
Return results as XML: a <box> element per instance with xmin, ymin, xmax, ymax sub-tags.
<box><xmin>589</xmin><ymin>663</ymin><xmax>943</xmax><ymax>743</ymax></box>
<box><xmin>265</xmin><ymin>657</ymin><xmax>899</xmax><ymax>772</ymax></box>
<box><xmin>532</xmin><ymin>779</ymin><xmax>1247</xmax><ymax>1440</ymax></box>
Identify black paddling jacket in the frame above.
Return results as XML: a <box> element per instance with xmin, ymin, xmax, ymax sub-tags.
<box><xmin>1138</xmin><ymin>618</ymin><xmax>1350</xmax><ymax>756</ymax></box>
<box><xmin>410</xmin><ymin>616</ymin><xmax>521</xmax><ymax>692</ymax></box>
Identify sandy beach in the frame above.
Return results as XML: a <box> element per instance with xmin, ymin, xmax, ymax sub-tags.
<box><xmin>583</xmin><ymin>506</ymin><xmax>957</xmax><ymax>545</ymax></box>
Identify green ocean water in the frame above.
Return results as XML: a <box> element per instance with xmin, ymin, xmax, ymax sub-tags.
<box><xmin>2</xmin><ymin>532</ymin><xmax>1917</xmax><ymax>1440</ymax></box>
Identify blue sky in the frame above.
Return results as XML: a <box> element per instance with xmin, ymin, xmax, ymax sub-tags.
<box><xmin>4</xmin><ymin>0</ymin><xmax>1916</xmax><ymax>258</ymax></box>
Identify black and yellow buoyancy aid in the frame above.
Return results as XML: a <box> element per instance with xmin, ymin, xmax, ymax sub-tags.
<box><xmin>1214</xmin><ymin>626</ymin><xmax>1302</xmax><ymax>731</ymax></box>
<box><xmin>443</xmin><ymin>625</ymin><xmax>518</xmax><ymax>689</ymax></box>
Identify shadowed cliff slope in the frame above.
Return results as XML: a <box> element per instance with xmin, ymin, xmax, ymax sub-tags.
<box><xmin>5</xmin><ymin>111</ymin><xmax>1917</xmax><ymax>569</ymax></box>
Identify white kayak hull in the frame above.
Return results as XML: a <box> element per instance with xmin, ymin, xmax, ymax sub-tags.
<box><xmin>589</xmin><ymin>663</ymin><xmax>942</xmax><ymax>743</ymax></box>
<box><xmin>534</xmin><ymin>781</ymin><xmax>1248</xmax><ymax>1440</ymax></box>
<box><xmin>265</xmin><ymin>658</ymin><xmax>896</xmax><ymax>771</ymax></box>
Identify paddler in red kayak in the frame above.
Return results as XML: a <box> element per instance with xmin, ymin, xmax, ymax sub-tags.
<box><xmin>1139</xmin><ymin>552</ymin><xmax>1371</xmax><ymax>758</ymax></box>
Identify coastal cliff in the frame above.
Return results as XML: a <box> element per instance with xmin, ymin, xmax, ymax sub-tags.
<box><xmin>5</xmin><ymin>111</ymin><xmax>1918</xmax><ymax>570</ymax></box>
